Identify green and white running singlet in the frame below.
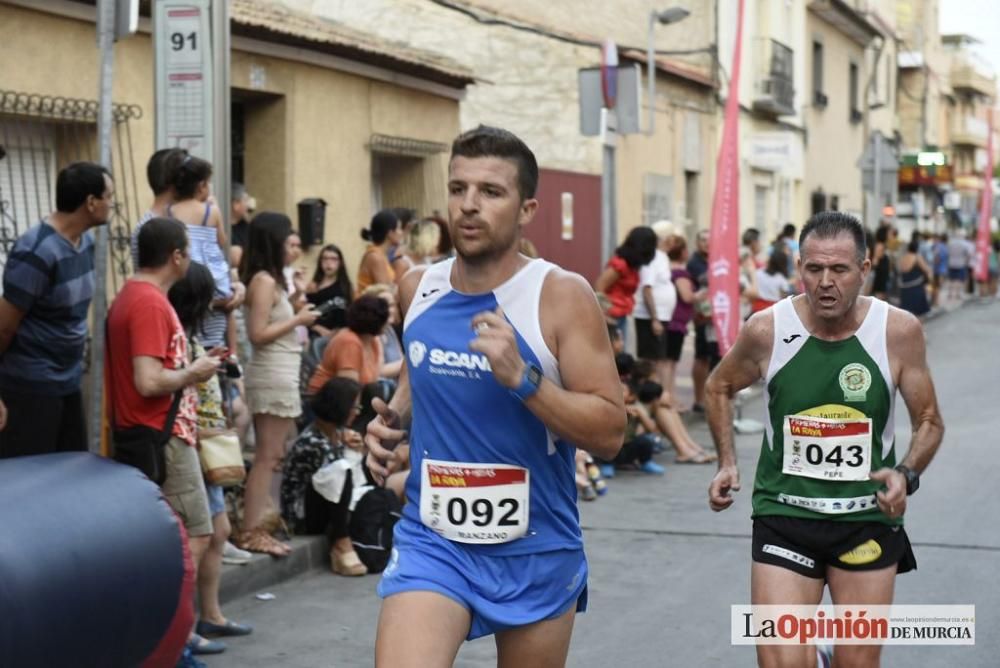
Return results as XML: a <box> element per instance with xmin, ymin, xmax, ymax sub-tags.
<box><xmin>752</xmin><ymin>297</ymin><xmax>901</xmax><ymax>526</ymax></box>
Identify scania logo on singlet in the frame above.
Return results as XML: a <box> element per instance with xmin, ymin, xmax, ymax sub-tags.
<box><xmin>408</xmin><ymin>339</ymin><xmax>492</xmax><ymax>376</ymax></box>
<box><xmin>408</xmin><ymin>341</ymin><xmax>428</xmax><ymax>367</ymax></box>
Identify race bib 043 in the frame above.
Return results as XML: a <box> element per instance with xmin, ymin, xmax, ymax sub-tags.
<box><xmin>420</xmin><ymin>459</ymin><xmax>530</xmax><ymax>545</ymax></box>
<box><xmin>782</xmin><ymin>415</ymin><xmax>872</xmax><ymax>482</ymax></box>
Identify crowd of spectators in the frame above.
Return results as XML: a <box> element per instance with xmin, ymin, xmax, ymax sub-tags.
<box><xmin>4</xmin><ymin>153</ymin><xmax>996</xmax><ymax>665</ymax></box>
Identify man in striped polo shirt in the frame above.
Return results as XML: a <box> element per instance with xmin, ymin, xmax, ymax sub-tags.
<box><xmin>0</xmin><ymin>161</ymin><xmax>113</xmax><ymax>457</ymax></box>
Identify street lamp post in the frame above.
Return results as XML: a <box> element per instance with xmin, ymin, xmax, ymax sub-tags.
<box><xmin>646</xmin><ymin>6</ymin><xmax>690</xmax><ymax>135</ymax></box>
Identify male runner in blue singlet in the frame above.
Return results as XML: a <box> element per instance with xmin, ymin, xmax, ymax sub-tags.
<box><xmin>365</xmin><ymin>126</ymin><xmax>625</xmax><ymax>667</ymax></box>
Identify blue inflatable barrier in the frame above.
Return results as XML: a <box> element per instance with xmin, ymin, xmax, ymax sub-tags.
<box><xmin>0</xmin><ymin>453</ymin><xmax>194</xmax><ymax>667</ymax></box>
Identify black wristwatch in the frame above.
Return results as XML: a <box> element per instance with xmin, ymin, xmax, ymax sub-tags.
<box><xmin>895</xmin><ymin>465</ymin><xmax>920</xmax><ymax>496</ymax></box>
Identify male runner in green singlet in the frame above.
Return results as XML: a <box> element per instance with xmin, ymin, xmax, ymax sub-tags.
<box><xmin>705</xmin><ymin>211</ymin><xmax>945</xmax><ymax>668</ymax></box>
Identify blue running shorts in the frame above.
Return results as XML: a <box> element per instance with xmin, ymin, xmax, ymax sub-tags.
<box><xmin>377</xmin><ymin>518</ymin><xmax>588</xmax><ymax>640</ymax></box>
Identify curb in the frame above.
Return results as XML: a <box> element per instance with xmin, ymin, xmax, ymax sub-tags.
<box><xmin>219</xmin><ymin>535</ymin><xmax>328</xmax><ymax>605</ymax></box>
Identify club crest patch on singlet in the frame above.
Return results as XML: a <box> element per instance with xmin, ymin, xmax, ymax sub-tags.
<box><xmin>838</xmin><ymin>363</ymin><xmax>872</xmax><ymax>402</ymax></box>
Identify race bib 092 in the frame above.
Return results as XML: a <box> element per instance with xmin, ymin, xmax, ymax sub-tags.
<box><xmin>419</xmin><ymin>459</ymin><xmax>530</xmax><ymax>544</ymax></box>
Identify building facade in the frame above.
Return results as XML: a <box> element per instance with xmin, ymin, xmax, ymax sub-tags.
<box><xmin>0</xmin><ymin>0</ymin><xmax>472</xmax><ymax>284</ymax></box>
<box><xmin>299</xmin><ymin>0</ymin><xmax>719</xmax><ymax>279</ymax></box>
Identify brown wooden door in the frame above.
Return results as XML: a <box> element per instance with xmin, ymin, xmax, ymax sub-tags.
<box><xmin>526</xmin><ymin>168</ymin><xmax>603</xmax><ymax>281</ymax></box>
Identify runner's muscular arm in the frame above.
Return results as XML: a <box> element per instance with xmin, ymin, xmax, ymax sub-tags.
<box><xmin>888</xmin><ymin>309</ymin><xmax>945</xmax><ymax>475</ymax></box>
<box><xmin>474</xmin><ymin>270</ymin><xmax>625</xmax><ymax>461</ymax></box>
<box><xmin>705</xmin><ymin>310</ymin><xmax>771</xmax><ymax>511</ymax></box>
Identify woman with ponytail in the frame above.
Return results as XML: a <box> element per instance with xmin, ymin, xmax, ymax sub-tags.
<box><xmin>355</xmin><ymin>209</ymin><xmax>402</xmax><ymax>295</ymax></box>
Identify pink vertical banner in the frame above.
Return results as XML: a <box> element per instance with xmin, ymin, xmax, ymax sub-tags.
<box><xmin>708</xmin><ymin>0</ymin><xmax>746</xmax><ymax>355</ymax></box>
<box><xmin>975</xmin><ymin>108</ymin><xmax>994</xmax><ymax>283</ymax></box>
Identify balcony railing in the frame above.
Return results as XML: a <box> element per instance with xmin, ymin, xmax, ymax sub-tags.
<box><xmin>951</xmin><ymin>58</ymin><xmax>997</xmax><ymax>98</ymax></box>
<box><xmin>753</xmin><ymin>38</ymin><xmax>795</xmax><ymax>117</ymax></box>
<box><xmin>951</xmin><ymin>115</ymin><xmax>988</xmax><ymax>148</ymax></box>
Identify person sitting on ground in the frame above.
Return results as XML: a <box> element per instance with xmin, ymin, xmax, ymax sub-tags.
<box><xmin>306</xmin><ymin>244</ymin><xmax>353</xmax><ymax>339</ymax></box>
<box><xmin>280</xmin><ymin>377</ymin><xmax>368</xmax><ymax>576</ymax></box>
<box><xmin>308</xmin><ymin>295</ymin><xmax>389</xmax><ymax>394</ymax></box>
<box><xmin>596</xmin><ymin>379</ymin><xmax>664</xmax><ymax>478</ymax></box>
<box><xmin>575</xmin><ymin>448</ymin><xmax>606</xmax><ymax>501</ymax></box>
<box><xmin>362</xmin><ymin>284</ymin><xmax>403</xmax><ymax>389</ymax></box>
<box><xmin>617</xmin><ymin>353</ymin><xmax>716</xmax><ymax>464</ymax></box>
<box><xmin>606</xmin><ymin>322</ymin><xmax>625</xmax><ymax>355</ymax></box>
<box><xmin>167</xmin><ymin>262</ymin><xmax>252</xmax><ymax>655</ymax></box>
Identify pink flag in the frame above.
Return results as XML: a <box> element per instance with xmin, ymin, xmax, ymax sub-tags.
<box><xmin>975</xmin><ymin>108</ymin><xmax>994</xmax><ymax>283</ymax></box>
<box><xmin>708</xmin><ymin>0</ymin><xmax>746</xmax><ymax>355</ymax></box>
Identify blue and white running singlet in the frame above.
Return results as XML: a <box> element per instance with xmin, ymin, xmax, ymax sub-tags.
<box><xmin>400</xmin><ymin>258</ymin><xmax>582</xmax><ymax>556</ymax></box>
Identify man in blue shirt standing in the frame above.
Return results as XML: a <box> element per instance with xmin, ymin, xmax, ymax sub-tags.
<box><xmin>0</xmin><ymin>161</ymin><xmax>113</xmax><ymax>457</ymax></box>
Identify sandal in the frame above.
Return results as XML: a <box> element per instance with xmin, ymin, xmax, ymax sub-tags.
<box><xmin>330</xmin><ymin>548</ymin><xmax>367</xmax><ymax>576</ymax></box>
<box><xmin>676</xmin><ymin>452</ymin><xmax>716</xmax><ymax>464</ymax></box>
<box><xmin>233</xmin><ymin>528</ymin><xmax>291</xmax><ymax>557</ymax></box>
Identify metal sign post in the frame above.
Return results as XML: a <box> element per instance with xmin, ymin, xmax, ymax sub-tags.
<box><xmin>154</xmin><ymin>0</ymin><xmax>214</xmax><ymax>162</ymax></box>
<box><xmin>88</xmin><ymin>0</ymin><xmax>116</xmax><ymax>453</ymax></box>
<box><xmin>600</xmin><ymin>40</ymin><xmax>618</xmax><ymax>265</ymax></box>
<box><xmin>211</xmin><ymin>0</ymin><xmax>231</xmax><ymax>236</ymax></box>
<box><xmin>601</xmin><ymin>108</ymin><xmax>618</xmax><ymax>265</ymax></box>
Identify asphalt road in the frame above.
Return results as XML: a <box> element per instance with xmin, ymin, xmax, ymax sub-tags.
<box><xmin>210</xmin><ymin>299</ymin><xmax>1000</xmax><ymax>667</ymax></box>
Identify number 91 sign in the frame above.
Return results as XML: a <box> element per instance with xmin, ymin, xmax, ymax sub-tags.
<box><xmin>153</xmin><ymin>0</ymin><xmax>214</xmax><ymax>161</ymax></box>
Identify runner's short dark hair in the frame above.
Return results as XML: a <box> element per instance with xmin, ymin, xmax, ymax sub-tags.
<box><xmin>450</xmin><ymin>125</ymin><xmax>539</xmax><ymax>200</ymax></box>
<box><xmin>56</xmin><ymin>162</ymin><xmax>111</xmax><ymax>212</ymax></box>
<box><xmin>138</xmin><ymin>217</ymin><xmax>188</xmax><ymax>269</ymax></box>
<box><xmin>799</xmin><ymin>211</ymin><xmax>867</xmax><ymax>265</ymax></box>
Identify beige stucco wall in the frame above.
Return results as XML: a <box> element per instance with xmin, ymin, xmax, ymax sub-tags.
<box><xmin>0</xmin><ymin>3</ymin><xmax>157</xmax><ymax>223</ymax></box>
<box><xmin>804</xmin><ymin>11</ymin><xmax>868</xmax><ymax>220</ymax></box>
<box><xmin>296</xmin><ymin>0</ymin><xmax>719</xmax><ymax>245</ymax></box>
<box><xmin>0</xmin><ymin>3</ymin><xmax>461</xmax><ymax>277</ymax></box>
<box><xmin>617</xmin><ymin>76</ymin><xmax>717</xmax><ymax>239</ymax></box>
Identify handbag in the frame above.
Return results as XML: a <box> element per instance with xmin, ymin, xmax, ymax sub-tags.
<box><xmin>199</xmin><ymin>430</ymin><xmax>246</xmax><ymax>487</ymax></box>
<box><xmin>111</xmin><ymin>393</ymin><xmax>181</xmax><ymax>485</ymax></box>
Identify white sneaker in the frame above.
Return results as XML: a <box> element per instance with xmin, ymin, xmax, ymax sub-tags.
<box><xmin>222</xmin><ymin>540</ymin><xmax>252</xmax><ymax>565</ymax></box>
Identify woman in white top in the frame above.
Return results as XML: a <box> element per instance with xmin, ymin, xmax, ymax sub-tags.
<box><xmin>633</xmin><ymin>220</ymin><xmax>678</xmax><ymax>392</ymax></box>
<box><xmin>391</xmin><ymin>219</ymin><xmax>441</xmax><ymax>284</ymax></box>
<box><xmin>237</xmin><ymin>213</ymin><xmax>319</xmax><ymax>557</ymax></box>
<box><xmin>751</xmin><ymin>248</ymin><xmax>793</xmax><ymax>314</ymax></box>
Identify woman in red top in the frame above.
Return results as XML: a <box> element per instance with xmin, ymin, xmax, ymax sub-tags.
<box><xmin>594</xmin><ymin>226</ymin><xmax>658</xmax><ymax>341</ymax></box>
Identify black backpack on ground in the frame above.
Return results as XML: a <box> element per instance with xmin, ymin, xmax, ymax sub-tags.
<box><xmin>349</xmin><ymin>487</ymin><xmax>402</xmax><ymax>573</ymax></box>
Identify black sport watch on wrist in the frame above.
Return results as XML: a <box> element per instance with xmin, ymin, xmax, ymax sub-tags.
<box><xmin>895</xmin><ymin>465</ymin><xmax>920</xmax><ymax>496</ymax></box>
